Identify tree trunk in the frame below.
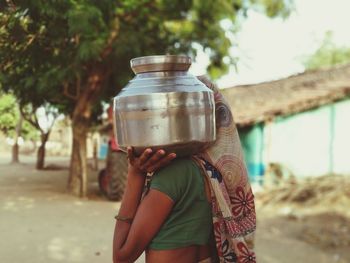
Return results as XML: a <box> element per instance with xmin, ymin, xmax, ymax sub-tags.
<box><xmin>12</xmin><ymin>144</ymin><xmax>19</xmax><ymax>163</ymax></box>
<box><xmin>66</xmin><ymin>67</ymin><xmax>108</xmax><ymax>197</ymax></box>
<box><xmin>36</xmin><ymin>132</ymin><xmax>50</xmax><ymax>170</ymax></box>
<box><xmin>11</xmin><ymin>112</ymin><xmax>23</xmax><ymax>163</ymax></box>
<box><xmin>68</xmin><ymin>121</ymin><xmax>89</xmax><ymax>197</ymax></box>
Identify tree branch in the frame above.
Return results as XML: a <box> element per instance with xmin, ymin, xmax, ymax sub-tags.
<box><xmin>19</xmin><ymin>104</ymin><xmax>41</xmax><ymax>131</ymax></box>
<box><xmin>72</xmin><ymin>66</ymin><xmax>112</xmax><ymax>122</ymax></box>
<box><xmin>100</xmin><ymin>17</ymin><xmax>120</xmax><ymax>60</ymax></box>
<box><xmin>63</xmin><ymin>81</ymin><xmax>79</xmax><ymax>100</ymax></box>
<box><xmin>46</xmin><ymin>108</ymin><xmax>59</xmax><ymax>131</ymax></box>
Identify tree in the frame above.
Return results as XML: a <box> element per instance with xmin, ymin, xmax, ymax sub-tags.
<box><xmin>0</xmin><ymin>93</ymin><xmax>39</xmax><ymax>162</ymax></box>
<box><xmin>20</xmin><ymin>103</ymin><xmax>58</xmax><ymax>169</ymax></box>
<box><xmin>0</xmin><ymin>93</ymin><xmax>57</xmax><ymax>167</ymax></box>
<box><xmin>303</xmin><ymin>31</ymin><xmax>350</xmax><ymax>70</ymax></box>
<box><xmin>0</xmin><ymin>0</ymin><xmax>293</xmax><ymax>197</ymax></box>
<box><xmin>0</xmin><ymin>93</ymin><xmax>21</xmax><ymax>163</ymax></box>
<box><xmin>0</xmin><ymin>94</ymin><xmax>17</xmax><ymax>137</ymax></box>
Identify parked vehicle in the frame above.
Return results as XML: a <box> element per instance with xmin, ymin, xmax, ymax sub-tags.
<box><xmin>98</xmin><ymin>106</ymin><xmax>127</xmax><ymax>201</ymax></box>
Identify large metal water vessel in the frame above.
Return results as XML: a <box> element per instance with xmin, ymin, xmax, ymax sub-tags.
<box><xmin>113</xmin><ymin>55</ymin><xmax>216</xmax><ymax>156</ymax></box>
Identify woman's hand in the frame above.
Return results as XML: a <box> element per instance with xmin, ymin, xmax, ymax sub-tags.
<box><xmin>127</xmin><ymin>147</ymin><xmax>176</xmax><ymax>174</ymax></box>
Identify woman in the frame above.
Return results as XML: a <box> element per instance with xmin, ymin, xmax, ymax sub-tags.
<box><xmin>113</xmin><ymin>77</ymin><xmax>256</xmax><ymax>263</ymax></box>
<box><xmin>113</xmin><ymin>147</ymin><xmax>214</xmax><ymax>263</ymax></box>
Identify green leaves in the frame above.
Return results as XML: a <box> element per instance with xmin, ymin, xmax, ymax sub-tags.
<box><xmin>68</xmin><ymin>5</ymin><xmax>106</xmax><ymax>36</ymax></box>
<box><xmin>67</xmin><ymin>4</ymin><xmax>109</xmax><ymax>61</ymax></box>
<box><xmin>249</xmin><ymin>0</ymin><xmax>294</xmax><ymax>18</ymax></box>
<box><xmin>77</xmin><ymin>38</ymin><xmax>106</xmax><ymax>61</ymax></box>
<box><xmin>303</xmin><ymin>32</ymin><xmax>350</xmax><ymax>70</ymax></box>
<box><xmin>0</xmin><ymin>94</ymin><xmax>17</xmax><ymax>135</ymax></box>
<box><xmin>0</xmin><ymin>94</ymin><xmax>39</xmax><ymax>139</ymax></box>
<box><xmin>0</xmin><ymin>0</ymin><xmax>294</xmax><ymax>123</ymax></box>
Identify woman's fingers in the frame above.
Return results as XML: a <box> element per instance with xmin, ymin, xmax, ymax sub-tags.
<box><xmin>138</xmin><ymin>148</ymin><xmax>153</xmax><ymax>164</ymax></box>
<box><xmin>142</xmin><ymin>149</ymin><xmax>165</xmax><ymax>167</ymax></box>
<box><xmin>128</xmin><ymin>147</ymin><xmax>176</xmax><ymax>173</ymax></box>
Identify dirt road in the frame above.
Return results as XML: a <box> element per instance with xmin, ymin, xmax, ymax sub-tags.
<box><xmin>0</xmin><ymin>156</ymin><xmax>135</xmax><ymax>263</ymax></box>
<box><xmin>0</xmin><ymin>155</ymin><xmax>348</xmax><ymax>262</ymax></box>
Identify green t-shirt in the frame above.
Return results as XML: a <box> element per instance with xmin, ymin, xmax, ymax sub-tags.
<box><xmin>148</xmin><ymin>158</ymin><xmax>213</xmax><ymax>250</ymax></box>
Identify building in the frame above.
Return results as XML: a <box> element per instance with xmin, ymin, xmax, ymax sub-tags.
<box><xmin>221</xmin><ymin>64</ymin><xmax>350</xmax><ymax>183</ymax></box>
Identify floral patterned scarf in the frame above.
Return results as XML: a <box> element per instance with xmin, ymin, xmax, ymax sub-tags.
<box><xmin>194</xmin><ymin>76</ymin><xmax>256</xmax><ymax>263</ymax></box>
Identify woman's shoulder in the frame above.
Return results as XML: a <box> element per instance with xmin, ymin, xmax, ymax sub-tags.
<box><xmin>150</xmin><ymin>157</ymin><xmax>201</xmax><ymax>201</ymax></box>
<box><xmin>156</xmin><ymin>157</ymin><xmax>198</xmax><ymax>175</ymax></box>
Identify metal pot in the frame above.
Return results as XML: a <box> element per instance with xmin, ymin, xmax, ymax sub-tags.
<box><xmin>113</xmin><ymin>55</ymin><xmax>216</xmax><ymax>157</ymax></box>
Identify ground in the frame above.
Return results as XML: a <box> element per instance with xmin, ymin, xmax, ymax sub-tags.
<box><xmin>0</xmin><ymin>155</ymin><xmax>349</xmax><ymax>263</ymax></box>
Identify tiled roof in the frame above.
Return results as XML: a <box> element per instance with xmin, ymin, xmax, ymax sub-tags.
<box><xmin>221</xmin><ymin>64</ymin><xmax>350</xmax><ymax>127</ymax></box>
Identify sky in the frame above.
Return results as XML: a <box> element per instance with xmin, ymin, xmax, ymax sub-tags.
<box><xmin>190</xmin><ymin>0</ymin><xmax>350</xmax><ymax>88</ymax></box>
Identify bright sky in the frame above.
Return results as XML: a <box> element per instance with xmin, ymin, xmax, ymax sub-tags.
<box><xmin>190</xmin><ymin>0</ymin><xmax>350</xmax><ymax>88</ymax></box>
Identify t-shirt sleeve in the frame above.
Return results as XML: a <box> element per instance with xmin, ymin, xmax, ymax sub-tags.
<box><xmin>149</xmin><ymin>160</ymin><xmax>188</xmax><ymax>202</ymax></box>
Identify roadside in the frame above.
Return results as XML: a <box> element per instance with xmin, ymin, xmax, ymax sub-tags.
<box><xmin>0</xmin><ymin>155</ymin><xmax>138</xmax><ymax>263</ymax></box>
<box><xmin>256</xmin><ymin>175</ymin><xmax>350</xmax><ymax>263</ymax></box>
<box><xmin>0</xmin><ymin>155</ymin><xmax>349</xmax><ymax>263</ymax></box>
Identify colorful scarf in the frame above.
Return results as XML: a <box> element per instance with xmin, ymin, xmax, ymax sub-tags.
<box><xmin>194</xmin><ymin>76</ymin><xmax>256</xmax><ymax>263</ymax></box>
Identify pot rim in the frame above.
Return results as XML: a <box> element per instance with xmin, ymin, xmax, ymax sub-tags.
<box><xmin>130</xmin><ymin>55</ymin><xmax>191</xmax><ymax>74</ymax></box>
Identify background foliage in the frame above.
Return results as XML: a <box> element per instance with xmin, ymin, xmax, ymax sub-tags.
<box><xmin>0</xmin><ymin>0</ymin><xmax>294</xmax><ymax>116</ymax></box>
<box><xmin>0</xmin><ymin>0</ymin><xmax>293</xmax><ymax>194</ymax></box>
<box><xmin>303</xmin><ymin>31</ymin><xmax>350</xmax><ymax>70</ymax></box>
<box><xmin>0</xmin><ymin>93</ymin><xmax>38</xmax><ymax>140</ymax></box>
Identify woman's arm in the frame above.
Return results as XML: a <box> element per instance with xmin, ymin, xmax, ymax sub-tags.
<box><xmin>113</xmin><ymin>148</ymin><xmax>176</xmax><ymax>263</ymax></box>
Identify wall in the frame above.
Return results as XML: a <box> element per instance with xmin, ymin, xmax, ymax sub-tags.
<box><xmin>239</xmin><ymin>124</ymin><xmax>264</xmax><ymax>182</ymax></box>
<box><xmin>333</xmin><ymin>99</ymin><xmax>350</xmax><ymax>173</ymax></box>
<box><xmin>266</xmin><ymin>99</ymin><xmax>350</xmax><ymax>177</ymax></box>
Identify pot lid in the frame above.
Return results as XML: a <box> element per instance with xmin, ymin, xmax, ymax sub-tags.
<box><xmin>130</xmin><ymin>55</ymin><xmax>191</xmax><ymax>74</ymax></box>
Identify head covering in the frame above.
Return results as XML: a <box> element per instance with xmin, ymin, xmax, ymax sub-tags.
<box><xmin>194</xmin><ymin>76</ymin><xmax>256</xmax><ymax>263</ymax></box>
